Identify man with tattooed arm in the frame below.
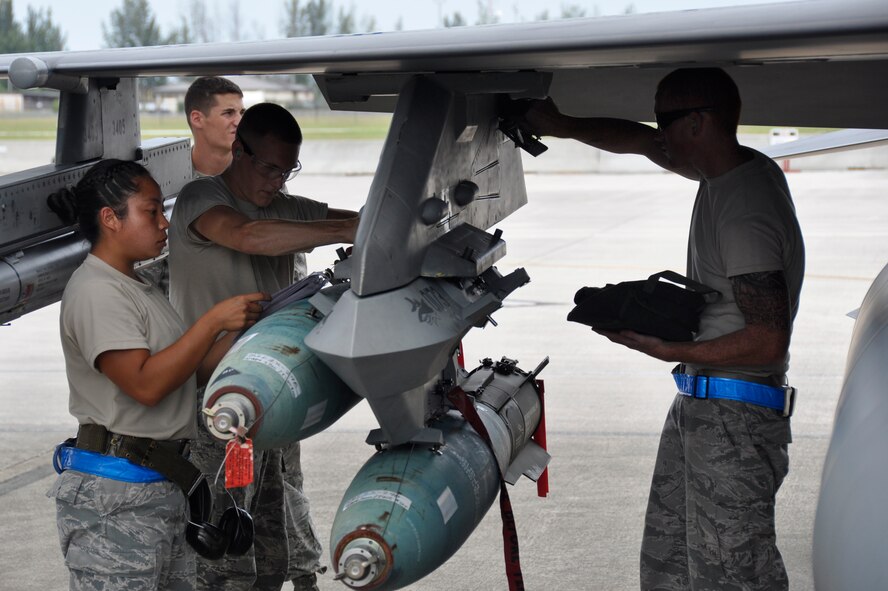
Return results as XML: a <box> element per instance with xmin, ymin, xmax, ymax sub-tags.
<box><xmin>520</xmin><ymin>68</ymin><xmax>804</xmax><ymax>591</ymax></box>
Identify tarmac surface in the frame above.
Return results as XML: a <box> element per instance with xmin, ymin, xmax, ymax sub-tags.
<box><xmin>1</xmin><ymin>167</ymin><xmax>886</xmax><ymax>591</ymax></box>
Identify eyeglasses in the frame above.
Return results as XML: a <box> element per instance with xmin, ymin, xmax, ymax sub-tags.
<box><xmin>237</xmin><ymin>134</ymin><xmax>302</xmax><ymax>182</ymax></box>
<box><xmin>655</xmin><ymin>107</ymin><xmax>714</xmax><ymax>131</ymax></box>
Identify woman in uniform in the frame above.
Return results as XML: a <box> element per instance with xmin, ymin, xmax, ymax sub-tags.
<box><xmin>46</xmin><ymin>159</ymin><xmax>266</xmax><ymax>590</ymax></box>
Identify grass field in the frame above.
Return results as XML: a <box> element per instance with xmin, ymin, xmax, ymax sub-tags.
<box><xmin>0</xmin><ymin>110</ymin><xmax>841</xmax><ymax>143</ymax></box>
<box><xmin>0</xmin><ymin>111</ymin><xmax>393</xmax><ymax>141</ymax></box>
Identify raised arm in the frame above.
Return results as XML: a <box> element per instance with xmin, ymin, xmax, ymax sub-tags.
<box><xmin>192</xmin><ymin>205</ymin><xmax>358</xmax><ymax>257</ymax></box>
<box><xmin>521</xmin><ymin>98</ymin><xmax>700</xmax><ymax>180</ymax></box>
<box><xmin>97</xmin><ymin>292</ymin><xmax>266</xmax><ymax>406</ymax></box>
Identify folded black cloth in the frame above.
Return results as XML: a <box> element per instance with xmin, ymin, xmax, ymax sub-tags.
<box><xmin>567</xmin><ymin>270</ymin><xmax>720</xmax><ymax>342</ymax></box>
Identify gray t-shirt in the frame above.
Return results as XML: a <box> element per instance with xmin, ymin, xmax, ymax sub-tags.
<box><xmin>687</xmin><ymin>148</ymin><xmax>805</xmax><ymax>378</ymax></box>
<box><xmin>168</xmin><ymin>175</ymin><xmax>328</xmax><ymax>325</ymax></box>
<box><xmin>60</xmin><ymin>254</ymin><xmax>196</xmax><ymax>440</ymax></box>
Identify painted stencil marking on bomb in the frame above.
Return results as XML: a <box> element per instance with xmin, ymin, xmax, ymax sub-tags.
<box><xmin>454</xmin><ymin>451</ymin><xmax>481</xmax><ymax>511</ymax></box>
<box><xmin>243</xmin><ymin>352</ymin><xmax>301</xmax><ymax>399</ymax></box>
<box><xmin>406</xmin><ymin>519</ymin><xmax>423</xmax><ymax>561</ymax></box>
<box><xmin>342</xmin><ymin>490</ymin><xmax>413</xmax><ymax>512</ymax></box>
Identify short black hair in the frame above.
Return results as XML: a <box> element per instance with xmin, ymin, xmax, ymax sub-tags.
<box><xmin>656</xmin><ymin>68</ymin><xmax>742</xmax><ymax>135</ymax></box>
<box><xmin>238</xmin><ymin>102</ymin><xmax>303</xmax><ymax>147</ymax></box>
<box><xmin>184</xmin><ymin>77</ymin><xmax>243</xmax><ymax>128</ymax></box>
<box><xmin>47</xmin><ymin>159</ymin><xmax>152</xmax><ymax>245</ymax></box>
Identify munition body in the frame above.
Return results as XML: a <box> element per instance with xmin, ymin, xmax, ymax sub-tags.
<box><xmin>330</xmin><ymin>358</ymin><xmax>549</xmax><ymax>590</ymax></box>
<box><xmin>203</xmin><ymin>300</ymin><xmax>361</xmax><ymax>450</ymax></box>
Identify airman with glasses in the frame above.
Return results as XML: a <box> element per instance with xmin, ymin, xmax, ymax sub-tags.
<box><xmin>168</xmin><ymin>102</ymin><xmax>358</xmax><ymax>591</ymax></box>
<box><xmin>236</xmin><ymin>132</ymin><xmax>303</xmax><ymax>182</ymax></box>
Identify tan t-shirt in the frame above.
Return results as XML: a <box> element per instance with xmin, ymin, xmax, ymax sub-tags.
<box><xmin>168</xmin><ymin>175</ymin><xmax>328</xmax><ymax>325</ymax></box>
<box><xmin>687</xmin><ymin>148</ymin><xmax>805</xmax><ymax>378</ymax></box>
<box><xmin>60</xmin><ymin>254</ymin><xmax>196</xmax><ymax>439</ymax></box>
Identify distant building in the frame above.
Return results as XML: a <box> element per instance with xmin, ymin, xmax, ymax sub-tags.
<box><xmin>0</xmin><ymin>93</ymin><xmax>23</xmax><ymax>112</ymax></box>
<box><xmin>0</xmin><ymin>89</ymin><xmax>58</xmax><ymax>112</ymax></box>
<box><xmin>152</xmin><ymin>75</ymin><xmax>316</xmax><ymax>113</ymax></box>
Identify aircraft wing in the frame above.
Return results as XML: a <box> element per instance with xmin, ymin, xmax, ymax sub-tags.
<box><xmin>762</xmin><ymin>129</ymin><xmax>888</xmax><ymax>159</ymax></box>
<box><xmin>2</xmin><ymin>0</ymin><xmax>887</xmax><ymax>129</ymax></box>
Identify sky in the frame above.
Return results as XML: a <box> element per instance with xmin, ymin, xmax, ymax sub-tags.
<box><xmin>10</xmin><ymin>0</ymin><xmax>796</xmax><ymax>52</ymax></box>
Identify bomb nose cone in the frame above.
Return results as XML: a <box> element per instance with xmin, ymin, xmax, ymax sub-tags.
<box><xmin>333</xmin><ymin>536</ymin><xmax>390</xmax><ymax>588</ymax></box>
<box><xmin>342</xmin><ymin>552</ymin><xmax>375</xmax><ymax>582</ymax></box>
<box><xmin>211</xmin><ymin>407</ymin><xmax>240</xmax><ymax>433</ymax></box>
<box><xmin>203</xmin><ymin>392</ymin><xmax>257</xmax><ymax>441</ymax></box>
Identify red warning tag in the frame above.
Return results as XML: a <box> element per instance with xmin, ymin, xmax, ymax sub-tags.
<box><xmin>225</xmin><ymin>438</ymin><xmax>254</xmax><ymax>489</ymax></box>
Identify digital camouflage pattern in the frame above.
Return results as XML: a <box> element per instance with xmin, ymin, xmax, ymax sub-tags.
<box><xmin>281</xmin><ymin>442</ymin><xmax>325</xmax><ymax>589</ymax></box>
<box><xmin>640</xmin><ymin>394</ymin><xmax>791</xmax><ymax>591</ymax></box>
<box><xmin>47</xmin><ymin>470</ymin><xmax>194</xmax><ymax>591</ymax></box>
<box><xmin>190</xmin><ymin>392</ymin><xmax>322</xmax><ymax>591</ymax></box>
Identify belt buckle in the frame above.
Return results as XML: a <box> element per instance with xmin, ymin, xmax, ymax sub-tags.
<box><xmin>782</xmin><ymin>386</ymin><xmax>796</xmax><ymax>417</ymax></box>
<box><xmin>107</xmin><ymin>433</ymin><xmax>124</xmax><ymax>457</ymax></box>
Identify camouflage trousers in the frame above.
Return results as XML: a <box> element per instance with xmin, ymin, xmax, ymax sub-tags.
<box><xmin>192</xmin><ymin>392</ymin><xmax>323</xmax><ymax>591</ymax></box>
<box><xmin>640</xmin><ymin>393</ymin><xmax>791</xmax><ymax>591</ymax></box>
<box><xmin>47</xmin><ymin>470</ymin><xmax>195</xmax><ymax>591</ymax></box>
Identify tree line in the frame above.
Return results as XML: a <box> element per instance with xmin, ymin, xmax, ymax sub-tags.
<box><xmin>0</xmin><ymin>0</ymin><xmax>631</xmax><ymax>95</ymax></box>
<box><xmin>1</xmin><ymin>0</ymin><xmax>633</xmax><ymax>53</ymax></box>
<box><xmin>0</xmin><ymin>0</ymin><xmax>64</xmax><ymax>53</ymax></box>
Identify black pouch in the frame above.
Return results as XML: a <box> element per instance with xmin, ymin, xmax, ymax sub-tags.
<box><xmin>567</xmin><ymin>270</ymin><xmax>720</xmax><ymax>342</ymax></box>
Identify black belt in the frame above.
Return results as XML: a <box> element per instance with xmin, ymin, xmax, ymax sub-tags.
<box><xmin>76</xmin><ymin>424</ymin><xmax>202</xmax><ymax>495</ymax></box>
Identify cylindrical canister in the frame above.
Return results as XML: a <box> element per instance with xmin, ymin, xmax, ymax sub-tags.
<box><xmin>330</xmin><ymin>411</ymin><xmax>501</xmax><ymax>589</ymax></box>
<box><xmin>203</xmin><ymin>299</ymin><xmax>361</xmax><ymax>450</ymax></box>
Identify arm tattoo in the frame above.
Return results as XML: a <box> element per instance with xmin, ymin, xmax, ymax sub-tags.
<box><xmin>730</xmin><ymin>271</ymin><xmax>790</xmax><ymax>331</ymax></box>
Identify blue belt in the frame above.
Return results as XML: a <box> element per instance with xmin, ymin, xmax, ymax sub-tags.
<box><xmin>672</xmin><ymin>372</ymin><xmax>795</xmax><ymax>417</ymax></box>
<box><xmin>53</xmin><ymin>442</ymin><xmax>166</xmax><ymax>483</ymax></box>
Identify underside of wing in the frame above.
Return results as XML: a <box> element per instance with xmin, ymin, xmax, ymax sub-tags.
<box><xmin>1</xmin><ymin>0</ymin><xmax>887</xmax><ymax>129</ymax></box>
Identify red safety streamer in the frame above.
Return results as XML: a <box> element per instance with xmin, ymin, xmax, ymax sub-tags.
<box><xmin>447</xmin><ymin>387</ymin><xmax>524</xmax><ymax>591</ymax></box>
<box><xmin>533</xmin><ymin>379</ymin><xmax>549</xmax><ymax>498</ymax></box>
